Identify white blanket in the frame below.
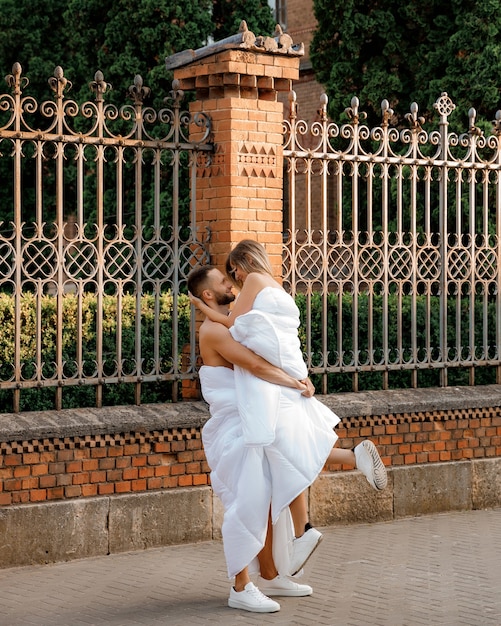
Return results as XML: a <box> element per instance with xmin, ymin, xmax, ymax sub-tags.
<box><xmin>200</xmin><ymin>363</ymin><xmax>340</xmax><ymax>578</ymax></box>
<box><xmin>230</xmin><ymin>286</ymin><xmax>317</xmax><ymax>446</ymax></box>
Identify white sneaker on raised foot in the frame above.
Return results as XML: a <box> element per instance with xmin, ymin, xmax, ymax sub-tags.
<box><xmin>354</xmin><ymin>440</ymin><xmax>388</xmax><ymax>491</ymax></box>
<box><xmin>289</xmin><ymin>527</ymin><xmax>323</xmax><ymax>575</ymax></box>
<box><xmin>228</xmin><ymin>582</ymin><xmax>280</xmax><ymax>613</ymax></box>
<box><xmin>257</xmin><ymin>574</ymin><xmax>313</xmax><ymax>597</ymax></box>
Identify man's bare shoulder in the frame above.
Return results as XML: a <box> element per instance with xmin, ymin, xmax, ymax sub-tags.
<box><xmin>199</xmin><ymin>319</ymin><xmax>234</xmax><ymax>368</ymax></box>
<box><xmin>199</xmin><ymin>318</ymin><xmax>230</xmax><ymax>341</ymax></box>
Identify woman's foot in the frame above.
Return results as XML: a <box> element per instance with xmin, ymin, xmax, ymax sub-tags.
<box><xmin>257</xmin><ymin>574</ymin><xmax>313</xmax><ymax>596</ymax></box>
<box><xmin>228</xmin><ymin>582</ymin><xmax>280</xmax><ymax>613</ymax></box>
<box><xmin>289</xmin><ymin>526</ymin><xmax>323</xmax><ymax>575</ymax></box>
<box><xmin>354</xmin><ymin>440</ymin><xmax>388</xmax><ymax>490</ymax></box>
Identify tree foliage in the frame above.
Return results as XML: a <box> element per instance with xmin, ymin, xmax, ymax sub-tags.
<box><xmin>0</xmin><ymin>0</ymin><xmax>214</xmax><ymax>107</ymax></box>
<box><xmin>310</xmin><ymin>0</ymin><xmax>501</xmax><ymax>126</ymax></box>
<box><xmin>212</xmin><ymin>0</ymin><xmax>275</xmax><ymax>41</ymax></box>
<box><xmin>0</xmin><ymin>0</ymin><xmax>276</xmax><ymax>105</ymax></box>
<box><xmin>0</xmin><ymin>1</ymin><xmax>277</xmax><ymax>225</ymax></box>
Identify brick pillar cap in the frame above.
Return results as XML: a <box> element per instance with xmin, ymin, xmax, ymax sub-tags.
<box><xmin>166</xmin><ymin>20</ymin><xmax>304</xmax><ymax>72</ymax></box>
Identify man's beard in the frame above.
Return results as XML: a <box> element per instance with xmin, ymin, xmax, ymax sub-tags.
<box><xmin>215</xmin><ymin>292</ymin><xmax>235</xmax><ymax>306</ymax></box>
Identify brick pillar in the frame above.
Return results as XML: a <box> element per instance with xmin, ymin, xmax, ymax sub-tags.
<box><xmin>170</xmin><ymin>35</ymin><xmax>301</xmax><ymax>278</ymax></box>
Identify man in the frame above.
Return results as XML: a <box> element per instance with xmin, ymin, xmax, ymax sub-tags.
<box><xmin>187</xmin><ymin>265</ymin><xmax>320</xmax><ymax>613</ymax></box>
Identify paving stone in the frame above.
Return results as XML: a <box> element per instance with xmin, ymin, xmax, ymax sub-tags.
<box><xmin>0</xmin><ymin>508</ymin><xmax>499</xmax><ymax>625</ymax></box>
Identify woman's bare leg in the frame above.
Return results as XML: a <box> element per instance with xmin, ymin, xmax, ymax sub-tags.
<box><xmin>289</xmin><ymin>491</ymin><xmax>309</xmax><ymax>537</ymax></box>
<box><xmin>234</xmin><ymin>567</ymin><xmax>251</xmax><ymax>592</ymax></box>
<box><xmin>327</xmin><ymin>445</ymin><xmax>356</xmax><ymax>467</ymax></box>
<box><xmin>257</xmin><ymin>512</ymin><xmax>279</xmax><ymax>580</ymax></box>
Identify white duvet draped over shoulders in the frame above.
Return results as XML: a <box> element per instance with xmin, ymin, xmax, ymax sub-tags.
<box><xmin>229</xmin><ymin>287</ymin><xmax>306</xmax><ymax>446</ymax></box>
<box><xmin>197</xmin><ymin>288</ymin><xmax>342</xmax><ymax>579</ymax></box>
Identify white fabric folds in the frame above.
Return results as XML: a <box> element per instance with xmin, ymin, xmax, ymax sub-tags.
<box><xmin>200</xmin><ymin>365</ymin><xmax>340</xmax><ymax>578</ymax></box>
<box><xmin>229</xmin><ymin>287</ymin><xmax>307</xmax><ymax>446</ymax></box>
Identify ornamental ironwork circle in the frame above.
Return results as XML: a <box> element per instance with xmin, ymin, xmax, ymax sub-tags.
<box><xmin>22</xmin><ymin>241</ymin><xmax>58</xmax><ymax>279</ymax></box>
<box><xmin>179</xmin><ymin>241</ymin><xmax>210</xmax><ymax>277</ymax></box>
<box><xmin>103</xmin><ymin>241</ymin><xmax>137</xmax><ymax>280</ymax></box>
<box><xmin>296</xmin><ymin>245</ymin><xmax>323</xmax><ymax>280</ymax></box>
<box><xmin>389</xmin><ymin>246</ymin><xmax>413</xmax><ymax>280</ymax></box>
<box><xmin>358</xmin><ymin>246</ymin><xmax>384</xmax><ymax>280</ymax></box>
<box><xmin>475</xmin><ymin>247</ymin><xmax>497</xmax><ymax>280</ymax></box>
<box><xmin>64</xmin><ymin>242</ymin><xmax>98</xmax><ymax>280</ymax></box>
<box><xmin>327</xmin><ymin>245</ymin><xmax>354</xmax><ymax>280</ymax></box>
<box><xmin>417</xmin><ymin>247</ymin><xmax>440</xmax><ymax>280</ymax></box>
<box><xmin>448</xmin><ymin>248</ymin><xmax>472</xmax><ymax>280</ymax></box>
<box><xmin>142</xmin><ymin>243</ymin><xmax>174</xmax><ymax>280</ymax></box>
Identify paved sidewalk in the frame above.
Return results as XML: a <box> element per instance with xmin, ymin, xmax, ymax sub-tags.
<box><xmin>1</xmin><ymin>508</ymin><xmax>500</xmax><ymax>626</ymax></box>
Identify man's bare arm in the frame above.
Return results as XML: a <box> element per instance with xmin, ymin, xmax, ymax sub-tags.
<box><xmin>204</xmin><ymin>322</ymin><xmax>313</xmax><ymax>397</ymax></box>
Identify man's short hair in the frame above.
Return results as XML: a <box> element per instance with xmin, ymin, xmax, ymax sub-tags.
<box><xmin>187</xmin><ymin>265</ymin><xmax>216</xmax><ymax>299</ymax></box>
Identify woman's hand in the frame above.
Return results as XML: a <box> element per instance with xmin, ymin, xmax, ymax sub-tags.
<box><xmin>188</xmin><ymin>291</ymin><xmax>204</xmax><ymax>310</ymax></box>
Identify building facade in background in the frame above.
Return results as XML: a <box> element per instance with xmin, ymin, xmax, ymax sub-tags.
<box><xmin>269</xmin><ymin>0</ymin><xmax>324</xmax><ymax>123</ymax></box>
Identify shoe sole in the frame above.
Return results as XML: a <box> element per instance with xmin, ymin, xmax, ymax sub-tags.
<box><xmin>258</xmin><ymin>588</ymin><xmax>313</xmax><ymax>597</ymax></box>
<box><xmin>228</xmin><ymin>599</ymin><xmax>280</xmax><ymax>613</ymax></box>
<box><xmin>291</xmin><ymin>533</ymin><xmax>323</xmax><ymax>575</ymax></box>
<box><xmin>362</xmin><ymin>441</ymin><xmax>388</xmax><ymax>490</ymax></box>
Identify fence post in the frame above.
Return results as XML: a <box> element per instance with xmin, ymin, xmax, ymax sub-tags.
<box><xmin>166</xmin><ymin>23</ymin><xmax>303</xmax><ymax>276</ymax></box>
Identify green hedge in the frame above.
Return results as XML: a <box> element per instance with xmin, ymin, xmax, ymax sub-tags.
<box><xmin>0</xmin><ymin>292</ymin><xmax>192</xmax><ymax>413</ymax></box>
<box><xmin>0</xmin><ymin>291</ymin><xmax>498</xmax><ymax>412</ymax></box>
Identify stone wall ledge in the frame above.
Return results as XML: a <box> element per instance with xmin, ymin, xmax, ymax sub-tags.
<box><xmin>1</xmin><ymin>458</ymin><xmax>500</xmax><ymax>569</ymax></box>
<box><xmin>0</xmin><ymin>401</ymin><xmax>209</xmax><ymax>443</ymax></box>
<box><xmin>3</xmin><ymin>383</ymin><xmax>501</xmax><ymax>442</ymax></box>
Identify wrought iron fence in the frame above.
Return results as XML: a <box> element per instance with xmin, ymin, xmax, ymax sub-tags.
<box><xmin>283</xmin><ymin>91</ymin><xmax>501</xmax><ymax>393</ymax></box>
<box><xmin>0</xmin><ymin>64</ymin><xmax>211</xmax><ymax>412</ymax></box>
<box><xmin>3</xmin><ymin>63</ymin><xmax>501</xmax><ymax>412</ymax></box>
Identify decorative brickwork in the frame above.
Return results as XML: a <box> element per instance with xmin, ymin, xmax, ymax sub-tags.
<box><xmin>0</xmin><ymin>428</ymin><xmax>208</xmax><ymax>506</ymax></box>
<box><xmin>1</xmin><ymin>406</ymin><xmax>500</xmax><ymax>507</ymax></box>
<box><xmin>172</xmin><ymin>45</ymin><xmax>300</xmax><ymax>275</ymax></box>
<box><xmin>324</xmin><ymin>406</ymin><xmax>501</xmax><ymax>472</ymax></box>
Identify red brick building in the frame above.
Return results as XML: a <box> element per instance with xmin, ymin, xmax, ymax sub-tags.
<box><xmin>270</xmin><ymin>0</ymin><xmax>325</xmax><ymax>123</ymax></box>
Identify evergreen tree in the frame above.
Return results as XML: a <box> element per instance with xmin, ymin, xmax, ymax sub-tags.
<box><xmin>212</xmin><ymin>0</ymin><xmax>275</xmax><ymax>41</ymax></box>
<box><xmin>310</xmin><ymin>0</ymin><xmax>501</xmax><ymax>126</ymax></box>
<box><xmin>0</xmin><ymin>0</ymin><xmax>274</xmax><ymax>226</ymax></box>
<box><xmin>0</xmin><ymin>0</ymin><xmax>214</xmax><ymax>106</ymax></box>
<box><xmin>63</xmin><ymin>0</ymin><xmax>214</xmax><ymax>107</ymax></box>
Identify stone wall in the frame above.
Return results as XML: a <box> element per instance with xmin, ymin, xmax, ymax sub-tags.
<box><xmin>1</xmin><ymin>385</ymin><xmax>500</xmax><ymax>568</ymax></box>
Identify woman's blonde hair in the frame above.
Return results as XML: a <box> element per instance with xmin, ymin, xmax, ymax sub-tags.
<box><xmin>225</xmin><ymin>239</ymin><xmax>273</xmax><ymax>286</ymax></box>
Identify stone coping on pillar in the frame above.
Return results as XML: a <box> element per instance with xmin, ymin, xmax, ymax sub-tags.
<box><xmin>166</xmin><ymin>21</ymin><xmax>303</xmax><ymax>95</ymax></box>
<box><xmin>166</xmin><ymin>20</ymin><xmax>304</xmax><ymax>72</ymax></box>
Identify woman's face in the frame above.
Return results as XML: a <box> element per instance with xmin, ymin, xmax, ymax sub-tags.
<box><xmin>230</xmin><ymin>263</ymin><xmax>248</xmax><ymax>284</ymax></box>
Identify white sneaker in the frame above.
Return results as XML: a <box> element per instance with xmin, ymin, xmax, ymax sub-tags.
<box><xmin>289</xmin><ymin>527</ymin><xmax>323</xmax><ymax>575</ymax></box>
<box><xmin>354</xmin><ymin>440</ymin><xmax>388</xmax><ymax>490</ymax></box>
<box><xmin>257</xmin><ymin>574</ymin><xmax>313</xmax><ymax>597</ymax></box>
<box><xmin>228</xmin><ymin>582</ymin><xmax>280</xmax><ymax>613</ymax></box>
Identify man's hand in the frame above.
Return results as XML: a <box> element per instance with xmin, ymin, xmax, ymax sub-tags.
<box><xmin>299</xmin><ymin>377</ymin><xmax>315</xmax><ymax>398</ymax></box>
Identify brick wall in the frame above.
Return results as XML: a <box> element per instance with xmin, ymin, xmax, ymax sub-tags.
<box><xmin>2</xmin><ymin>400</ymin><xmax>500</xmax><ymax>507</ymax></box>
<box><xmin>324</xmin><ymin>405</ymin><xmax>501</xmax><ymax>473</ymax></box>
<box><xmin>0</xmin><ymin>427</ymin><xmax>209</xmax><ymax>507</ymax></box>
<box><xmin>173</xmin><ymin>48</ymin><xmax>300</xmax><ymax>276</ymax></box>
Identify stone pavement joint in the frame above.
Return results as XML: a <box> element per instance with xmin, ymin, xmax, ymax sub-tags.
<box><xmin>0</xmin><ymin>508</ymin><xmax>500</xmax><ymax>626</ymax></box>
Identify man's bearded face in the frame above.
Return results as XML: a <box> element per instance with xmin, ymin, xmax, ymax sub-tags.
<box><xmin>214</xmin><ymin>290</ymin><xmax>235</xmax><ymax>306</ymax></box>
